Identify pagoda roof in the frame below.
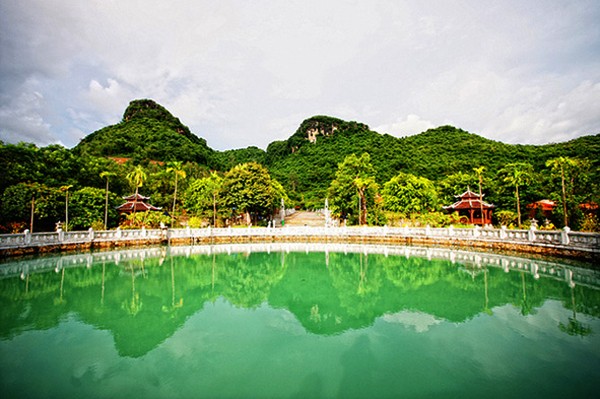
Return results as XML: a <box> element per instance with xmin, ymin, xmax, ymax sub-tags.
<box><xmin>116</xmin><ymin>193</ymin><xmax>162</xmax><ymax>213</ymax></box>
<box><xmin>444</xmin><ymin>190</ymin><xmax>494</xmax><ymax>211</ymax></box>
<box><xmin>122</xmin><ymin>193</ymin><xmax>151</xmax><ymax>201</ymax></box>
<box><xmin>454</xmin><ymin>189</ymin><xmax>485</xmax><ymax>200</ymax></box>
<box><xmin>527</xmin><ymin>199</ymin><xmax>556</xmax><ymax>210</ymax></box>
<box><xmin>116</xmin><ymin>202</ymin><xmax>162</xmax><ymax>212</ymax></box>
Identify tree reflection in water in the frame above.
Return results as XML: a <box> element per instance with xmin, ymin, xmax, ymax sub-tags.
<box><xmin>0</xmin><ymin>244</ymin><xmax>598</xmax><ymax>357</ymax></box>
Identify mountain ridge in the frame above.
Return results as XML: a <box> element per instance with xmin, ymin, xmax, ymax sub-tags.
<box><xmin>73</xmin><ymin>99</ymin><xmax>600</xmax><ymax>207</ymax></box>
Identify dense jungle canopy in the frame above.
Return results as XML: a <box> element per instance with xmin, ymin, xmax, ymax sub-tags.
<box><xmin>1</xmin><ymin>99</ymin><xmax>598</xmax><ymax>232</ymax></box>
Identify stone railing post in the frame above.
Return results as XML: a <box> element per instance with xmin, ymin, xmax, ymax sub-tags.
<box><xmin>473</xmin><ymin>225</ymin><xmax>480</xmax><ymax>238</ymax></box>
<box><xmin>425</xmin><ymin>225</ymin><xmax>431</xmax><ymax>237</ymax></box>
<box><xmin>116</xmin><ymin>227</ymin><xmax>122</xmax><ymax>239</ymax></box>
<box><xmin>24</xmin><ymin>229</ymin><xmax>31</xmax><ymax>245</ymax></box>
<box><xmin>57</xmin><ymin>228</ymin><xmax>64</xmax><ymax>242</ymax></box>
<box><xmin>141</xmin><ymin>226</ymin><xmax>146</xmax><ymax>238</ymax></box>
<box><xmin>88</xmin><ymin>227</ymin><xmax>94</xmax><ymax>242</ymax></box>
<box><xmin>528</xmin><ymin>224</ymin><xmax>536</xmax><ymax>242</ymax></box>
<box><xmin>500</xmin><ymin>226</ymin><xmax>507</xmax><ymax>240</ymax></box>
<box><xmin>448</xmin><ymin>225</ymin><xmax>454</xmax><ymax>237</ymax></box>
<box><xmin>561</xmin><ymin>226</ymin><xmax>570</xmax><ymax>245</ymax></box>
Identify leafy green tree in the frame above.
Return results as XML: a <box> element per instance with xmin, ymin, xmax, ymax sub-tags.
<box><xmin>546</xmin><ymin>157</ymin><xmax>585</xmax><ymax>227</ymax></box>
<box><xmin>70</xmin><ymin>187</ymin><xmax>120</xmax><ymax>230</ymax></box>
<box><xmin>382</xmin><ymin>172</ymin><xmax>439</xmax><ymax>214</ymax></box>
<box><xmin>328</xmin><ymin>153</ymin><xmax>378</xmax><ymax>225</ymax></box>
<box><xmin>221</xmin><ymin>162</ymin><xmax>284</xmax><ymax>225</ymax></box>
<box><xmin>437</xmin><ymin>172</ymin><xmax>478</xmax><ymax>205</ymax></box>
<box><xmin>0</xmin><ymin>183</ymin><xmax>63</xmax><ymax>232</ymax></box>
<box><xmin>499</xmin><ymin>162</ymin><xmax>533</xmax><ymax>228</ymax></box>
<box><xmin>184</xmin><ymin>172</ymin><xmax>224</xmax><ymax>226</ymax></box>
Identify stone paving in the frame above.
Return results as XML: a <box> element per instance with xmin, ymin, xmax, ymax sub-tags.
<box><xmin>284</xmin><ymin>211</ymin><xmax>325</xmax><ymax>227</ymax></box>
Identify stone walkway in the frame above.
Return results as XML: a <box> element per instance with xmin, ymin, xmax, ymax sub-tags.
<box><xmin>284</xmin><ymin>211</ymin><xmax>325</xmax><ymax>227</ymax></box>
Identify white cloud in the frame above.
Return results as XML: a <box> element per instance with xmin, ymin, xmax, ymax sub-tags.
<box><xmin>0</xmin><ymin>86</ymin><xmax>56</xmax><ymax>145</ymax></box>
<box><xmin>1</xmin><ymin>0</ymin><xmax>599</xmax><ymax>150</ymax></box>
<box><xmin>382</xmin><ymin>310</ymin><xmax>443</xmax><ymax>333</ymax></box>
<box><xmin>374</xmin><ymin>114</ymin><xmax>436</xmax><ymax>137</ymax></box>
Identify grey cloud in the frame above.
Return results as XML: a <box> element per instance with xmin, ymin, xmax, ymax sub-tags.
<box><xmin>0</xmin><ymin>0</ymin><xmax>598</xmax><ymax>150</ymax></box>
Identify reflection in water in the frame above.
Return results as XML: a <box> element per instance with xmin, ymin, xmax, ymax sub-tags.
<box><xmin>0</xmin><ymin>244</ymin><xmax>599</xmax><ymax>398</ymax></box>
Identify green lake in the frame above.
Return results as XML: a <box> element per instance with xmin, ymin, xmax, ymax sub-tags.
<box><xmin>1</xmin><ymin>244</ymin><xmax>599</xmax><ymax>398</ymax></box>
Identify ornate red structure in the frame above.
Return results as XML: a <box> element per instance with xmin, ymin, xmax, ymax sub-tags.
<box><xmin>527</xmin><ymin>199</ymin><xmax>556</xmax><ymax>219</ymax></box>
<box><xmin>443</xmin><ymin>189</ymin><xmax>495</xmax><ymax>225</ymax></box>
<box><xmin>116</xmin><ymin>193</ymin><xmax>162</xmax><ymax>214</ymax></box>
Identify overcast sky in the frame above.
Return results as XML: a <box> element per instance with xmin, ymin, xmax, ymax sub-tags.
<box><xmin>1</xmin><ymin>1</ymin><xmax>599</xmax><ymax>151</ymax></box>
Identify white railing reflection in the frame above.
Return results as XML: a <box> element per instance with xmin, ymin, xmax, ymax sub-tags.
<box><xmin>1</xmin><ymin>243</ymin><xmax>598</xmax><ymax>290</ymax></box>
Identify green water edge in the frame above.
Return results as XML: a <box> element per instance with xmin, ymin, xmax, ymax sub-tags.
<box><xmin>1</xmin><ymin>243</ymin><xmax>599</xmax><ymax>399</ymax></box>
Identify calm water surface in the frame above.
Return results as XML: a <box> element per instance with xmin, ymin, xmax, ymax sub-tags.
<box><xmin>1</xmin><ymin>244</ymin><xmax>599</xmax><ymax>398</ymax></box>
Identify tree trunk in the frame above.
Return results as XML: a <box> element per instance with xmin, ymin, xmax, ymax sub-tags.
<box><xmin>30</xmin><ymin>196</ymin><xmax>35</xmax><ymax>233</ymax></box>
<box><xmin>104</xmin><ymin>178</ymin><xmax>109</xmax><ymax>229</ymax></box>
<box><xmin>561</xmin><ymin>166</ymin><xmax>568</xmax><ymax>227</ymax></box>
<box><xmin>172</xmin><ymin>174</ymin><xmax>178</xmax><ymax>218</ymax></box>
<box><xmin>213</xmin><ymin>192</ymin><xmax>217</xmax><ymax>227</ymax></box>
<box><xmin>65</xmin><ymin>190</ymin><xmax>69</xmax><ymax>232</ymax></box>
<box><xmin>358</xmin><ymin>189</ymin><xmax>367</xmax><ymax>225</ymax></box>
<box><xmin>478</xmin><ymin>177</ymin><xmax>484</xmax><ymax>226</ymax></box>
<box><xmin>515</xmin><ymin>184</ymin><xmax>522</xmax><ymax>228</ymax></box>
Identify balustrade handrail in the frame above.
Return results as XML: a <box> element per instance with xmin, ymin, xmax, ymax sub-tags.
<box><xmin>0</xmin><ymin>225</ymin><xmax>599</xmax><ymax>253</ymax></box>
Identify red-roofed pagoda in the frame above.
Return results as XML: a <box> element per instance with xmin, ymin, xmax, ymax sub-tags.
<box><xmin>443</xmin><ymin>189</ymin><xmax>495</xmax><ymax>226</ymax></box>
<box><xmin>116</xmin><ymin>193</ymin><xmax>162</xmax><ymax>214</ymax></box>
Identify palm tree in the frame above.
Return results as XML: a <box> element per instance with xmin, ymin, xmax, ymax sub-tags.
<box><xmin>473</xmin><ymin>166</ymin><xmax>486</xmax><ymax>226</ymax></box>
<box><xmin>500</xmin><ymin>163</ymin><xmax>533</xmax><ymax>228</ymax></box>
<box><xmin>126</xmin><ymin>165</ymin><xmax>147</xmax><ymax>214</ymax></box>
<box><xmin>166</xmin><ymin>161</ymin><xmax>186</xmax><ymax>225</ymax></box>
<box><xmin>546</xmin><ymin>157</ymin><xmax>578</xmax><ymax>227</ymax></box>
<box><xmin>100</xmin><ymin>171</ymin><xmax>116</xmax><ymax>229</ymax></box>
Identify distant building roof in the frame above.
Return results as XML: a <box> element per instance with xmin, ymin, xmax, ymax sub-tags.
<box><xmin>116</xmin><ymin>193</ymin><xmax>162</xmax><ymax>213</ymax></box>
<box><xmin>443</xmin><ymin>190</ymin><xmax>494</xmax><ymax>211</ymax></box>
<box><xmin>527</xmin><ymin>200</ymin><xmax>556</xmax><ymax>211</ymax></box>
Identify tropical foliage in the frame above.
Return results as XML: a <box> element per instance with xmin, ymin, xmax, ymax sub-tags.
<box><xmin>1</xmin><ymin>99</ymin><xmax>599</xmax><ymax>232</ymax></box>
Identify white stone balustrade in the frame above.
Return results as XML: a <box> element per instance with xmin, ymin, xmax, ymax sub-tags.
<box><xmin>0</xmin><ymin>225</ymin><xmax>599</xmax><ymax>255</ymax></box>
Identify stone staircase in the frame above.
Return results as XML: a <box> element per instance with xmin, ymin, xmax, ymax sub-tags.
<box><xmin>284</xmin><ymin>211</ymin><xmax>325</xmax><ymax>227</ymax></box>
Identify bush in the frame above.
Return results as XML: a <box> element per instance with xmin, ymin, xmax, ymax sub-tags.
<box><xmin>580</xmin><ymin>214</ymin><xmax>600</xmax><ymax>232</ymax></box>
<box><xmin>120</xmin><ymin>211</ymin><xmax>171</xmax><ymax>229</ymax></box>
<box><xmin>496</xmin><ymin>210</ymin><xmax>517</xmax><ymax>227</ymax></box>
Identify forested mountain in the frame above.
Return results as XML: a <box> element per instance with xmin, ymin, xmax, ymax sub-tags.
<box><xmin>263</xmin><ymin>116</ymin><xmax>600</xmax><ymax>208</ymax></box>
<box><xmin>1</xmin><ymin>99</ymin><xmax>599</xmax><ymax>232</ymax></box>
<box><xmin>72</xmin><ymin>100</ymin><xmax>600</xmax><ymax>200</ymax></box>
<box><xmin>74</xmin><ymin>99</ymin><xmax>218</xmax><ymax>167</ymax></box>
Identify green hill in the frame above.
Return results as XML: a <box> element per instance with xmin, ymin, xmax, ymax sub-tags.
<box><xmin>73</xmin><ymin>100</ymin><xmax>600</xmax><ymax>208</ymax></box>
<box><xmin>74</xmin><ymin>99</ymin><xmax>217</xmax><ymax>167</ymax></box>
<box><xmin>264</xmin><ymin>116</ymin><xmax>600</xmax><ymax>207</ymax></box>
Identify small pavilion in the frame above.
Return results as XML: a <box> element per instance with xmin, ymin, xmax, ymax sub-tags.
<box><xmin>443</xmin><ymin>189</ymin><xmax>495</xmax><ymax>226</ymax></box>
<box><xmin>116</xmin><ymin>193</ymin><xmax>162</xmax><ymax>214</ymax></box>
<box><xmin>527</xmin><ymin>200</ymin><xmax>556</xmax><ymax>219</ymax></box>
